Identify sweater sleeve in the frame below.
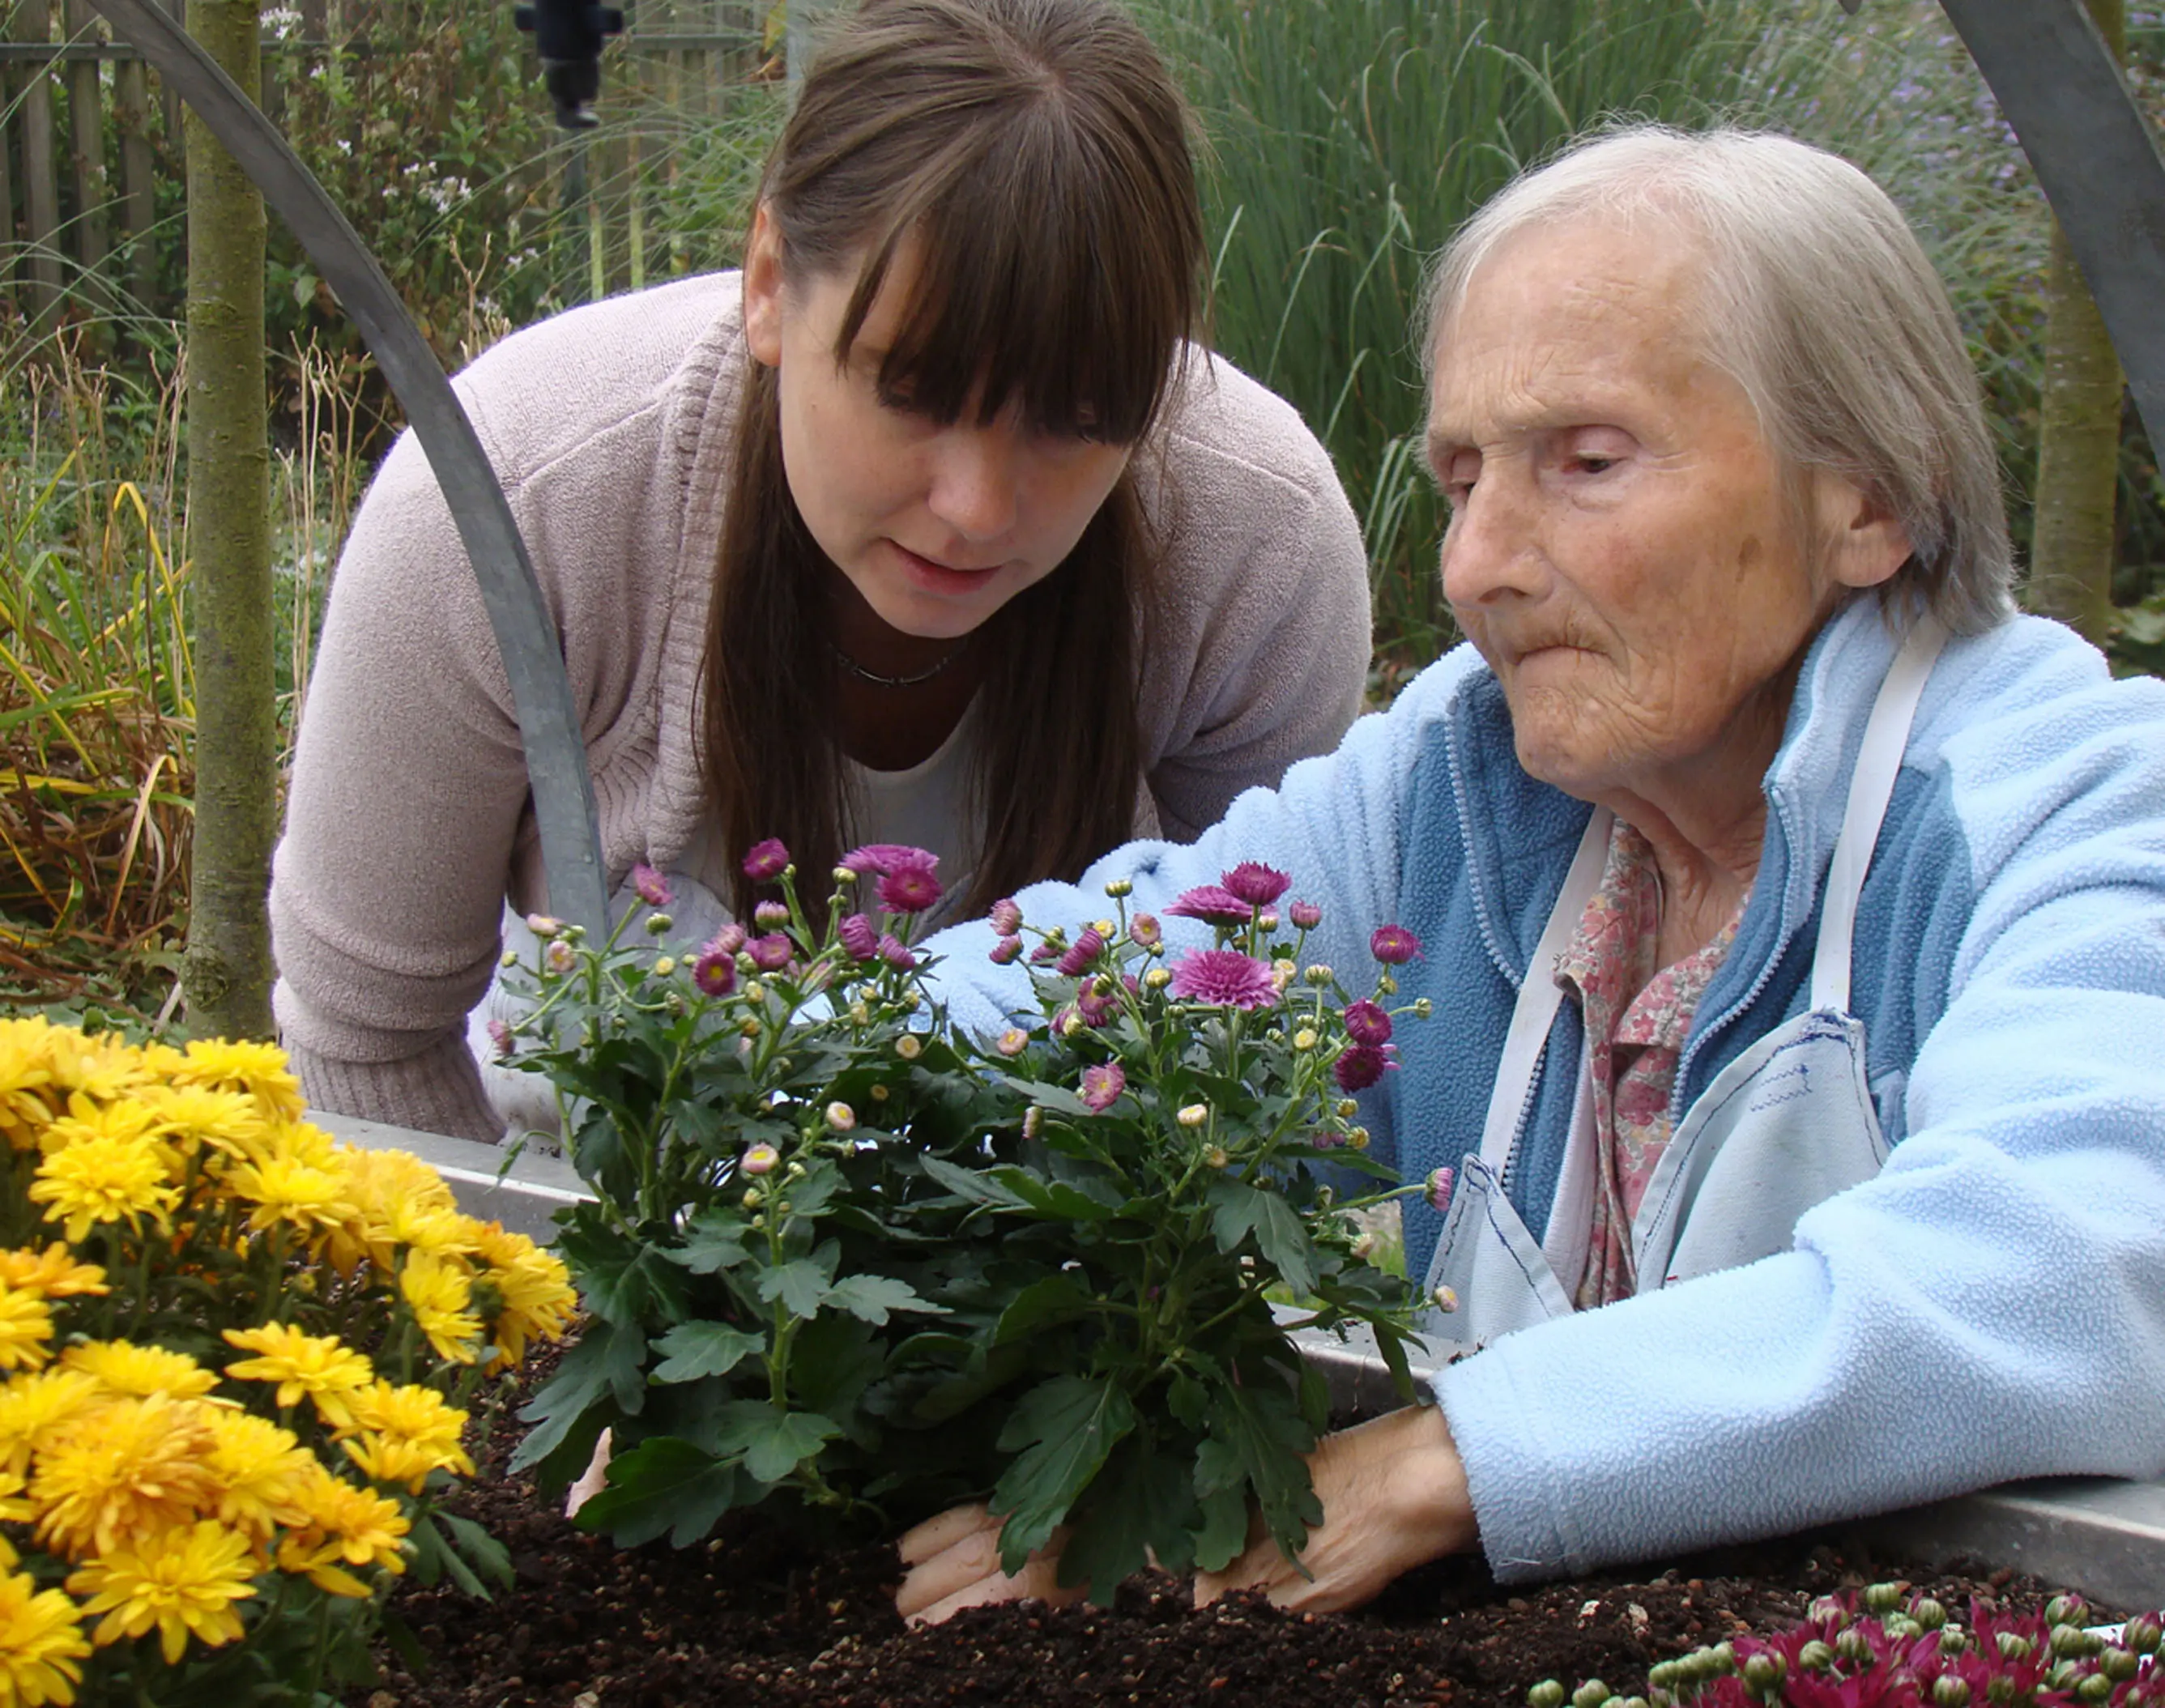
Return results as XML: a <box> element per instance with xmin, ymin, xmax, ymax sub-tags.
<box><xmin>1136</xmin><ymin>359</ymin><xmax>1373</xmax><ymax>841</ymax></box>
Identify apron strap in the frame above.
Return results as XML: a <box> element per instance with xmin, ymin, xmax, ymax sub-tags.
<box><xmin>1477</xmin><ymin>807</ymin><xmax>1613</xmax><ymax>1170</ymax></box>
<box><xmin>1809</xmin><ymin>619</ymin><xmax>1947</xmax><ymax>1014</ymax></box>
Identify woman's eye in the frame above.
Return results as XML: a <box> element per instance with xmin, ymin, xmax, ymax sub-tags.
<box><xmin>1572</xmin><ymin>455</ymin><xmax>1617</xmax><ymax>475</ymax></box>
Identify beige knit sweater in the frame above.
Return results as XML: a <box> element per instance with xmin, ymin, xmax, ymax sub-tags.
<box><xmin>271</xmin><ymin>272</ymin><xmax>1372</xmax><ymax>1139</ymax></box>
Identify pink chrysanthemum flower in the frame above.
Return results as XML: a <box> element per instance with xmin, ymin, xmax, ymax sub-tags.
<box><xmin>842</xmin><ymin>843</ymin><xmax>939</xmax><ymax>877</ymax></box>
<box><xmin>1166</xmin><ymin>948</ymin><xmax>1278</xmax><ymax>1010</ymax></box>
<box><xmin>692</xmin><ymin>951</ymin><xmax>736</xmax><ymax>997</ymax></box>
<box><xmin>1289</xmin><ymin>899</ymin><xmax>1323</xmax><ymax>931</ymax></box>
<box><xmin>878</xmin><ymin>866</ymin><xmax>944</xmax><ymax>915</ymax></box>
<box><xmin>878</xmin><ymin>934</ymin><xmax>917</xmax><ymax>972</ymax></box>
<box><xmin>988</xmin><ymin>937</ymin><xmax>1023</xmax><ymax>965</ymax></box>
<box><xmin>1426</xmin><ymin>1166</ymin><xmax>1455</xmax><ymax>1213</ymax></box>
<box><xmin>1165</xmin><ymin>885</ymin><xmax>1254</xmax><ymax>926</ymax></box>
<box><xmin>707</xmin><ymin>922</ymin><xmax>747</xmax><ymax>958</ymax></box>
<box><xmin>1334</xmin><ymin>1044</ymin><xmax>1389</xmax><ymax>1092</ymax></box>
<box><xmin>742</xmin><ymin>838</ymin><xmax>791</xmax><ymax>880</ymax></box>
<box><xmin>1343</xmin><ymin>1000</ymin><xmax>1392</xmax><ymax>1046</ymax></box>
<box><xmin>754</xmin><ymin>900</ymin><xmax>791</xmax><ymax>928</ymax></box>
<box><xmin>485</xmin><ymin>1019</ymin><xmax>514</xmax><ymax>1059</ymax></box>
<box><xmin>748</xmin><ymin>934</ymin><xmax>794</xmax><ymax>972</ymax></box>
<box><xmin>837</xmin><ymin>914</ymin><xmax>879</xmax><ymax>961</ymax></box>
<box><xmin>1128</xmin><ymin>913</ymin><xmax>1161</xmax><ymax>948</ymax></box>
<box><xmin>989</xmin><ymin>898</ymin><xmax>1023</xmax><ymax>936</ymax></box>
<box><xmin>1080</xmin><ymin>1063</ymin><xmax>1126</xmax><ymax>1113</ymax></box>
<box><xmin>1076</xmin><ymin>983</ymin><xmax>1120</xmax><ymax>1028</ymax></box>
<box><xmin>1370</xmin><ymin>924</ymin><xmax>1423</xmax><ymax>965</ymax></box>
<box><xmin>1055</xmin><ymin>928</ymin><xmax>1106</xmax><ymax>978</ymax></box>
<box><xmin>631</xmin><ymin>863</ymin><xmax>673</xmax><ymax>909</ymax></box>
<box><xmin>1220</xmin><ymin>862</ymin><xmax>1290</xmax><ymax>906</ymax></box>
<box><xmin>741</xmin><ymin>1144</ymin><xmax>779</xmax><ymax>1176</ymax></box>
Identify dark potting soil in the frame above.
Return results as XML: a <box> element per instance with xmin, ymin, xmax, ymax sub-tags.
<box><xmin>359</xmin><ymin>1366</ymin><xmax>2079</xmax><ymax>1708</ymax></box>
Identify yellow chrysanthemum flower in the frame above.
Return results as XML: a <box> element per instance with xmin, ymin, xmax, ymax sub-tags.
<box><xmin>339</xmin><ymin>1433</ymin><xmax>450</xmax><ymax>1494</ymax></box>
<box><xmin>217</xmin><ymin>1152</ymin><xmax>359</xmax><ymax>1246</ymax></box>
<box><xmin>0</xmin><ymin>1567</ymin><xmax>91</xmax><ymax>1706</ymax></box>
<box><xmin>220</xmin><ymin>1324</ymin><xmax>373</xmax><ymax>1431</ymax></box>
<box><xmin>31</xmin><ymin>1392</ymin><xmax>219</xmax><ymax>1561</ymax></box>
<box><xmin>342</xmin><ymin>1379</ymin><xmax>475</xmax><ymax>1491</ymax></box>
<box><xmin>0</xmin><ymin>1020</ymin><xmax>59</xmax><ymax>1152</ymax></box>
<box><xmin>317</xmin><ymin>1148</ymin><xmax>446</xmax><ymax>1274</ymax></box>
<box><xmin>0</xmin><ymin>1287</ymin><xmax>53</xmax><ymax>1376</ymax></box>
<box><xmin>471</xmin><ymin>1238</ymin><xmax>576</xmax><ymax>1371</ymax></box>
<box><xmin>167</xmin><ymin>1039</ymin><xmax>303</xmax><ymax>1124</ymax></box>
<box><xmin>37</xmin><ymin>1032</ymin><xmax>147</xmax><ymax>1111</ymax></box>
<box><xmin>397</xmin><ymin>1253</ymin><xmax>483</xmax><ymax>1366</ymax></box>
<box><xmin>277</xmin><ymin>1463</ymin><xmax>408</xmax><ymax>1595</ymax></box>
<box><xmin>132</xmin><ymin>1084</ymin><xmax>271</xmax><ymax>1169</ymax></box>
<box><xmin>27</xmin><ymin>1134</ymin><xmax>177</xmax><ymax>1245</ymax></box>
<box><xmin>0</xmin><ymin>1468</ymin><xmax>35</xmax><ymax>1527</ymax></box>
<box><xmin>58</xmin><ymin>1342</ymin><xmax>219</xmax><ymax>1403</ymax></box>
<box><xmin>0</xmin><ymin>1371</ymin><xmax>103</xmax><ymax>1479</ymax></box>
<box><xmin>200</xmin><ymin>1410</ymin><xmax>313</xmax><ymax>1540</ymax></box>
<box><xmin>0</xmin><ymin>1247</ymin><xmax>109</xmax><ymax>1302</ymax></box>
<box><xmin>67</xmin><ymin>1518</ymin><xmax>256</xmax><ymax>1665</ymax></box>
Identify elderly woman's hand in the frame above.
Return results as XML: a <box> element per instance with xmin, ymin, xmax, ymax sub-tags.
<box><xmin>894</xmin><ymin>1404</ymin><xmax>1477</xmax><ymax>1625</ymax></box>
<box><xmin>1195</xmin><ymin>1403</ymin><xmax>1477</xmax><ymax>1612</ymax></box>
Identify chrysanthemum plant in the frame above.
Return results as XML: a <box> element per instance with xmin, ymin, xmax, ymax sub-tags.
<box><xmin>504</xmin><ymin>845</ymin><xmax>1424</xmax><ymax>1604</ymax></box>
<box><xmin>0</xmin><ymin>1017</ymin><xmax>577</xmax><ymax>1706</ymax></box>
<box><xmin>1535</xmin><ymin>1584</ymin><xmax>2165</xmax><ymax>1708</ymax></box>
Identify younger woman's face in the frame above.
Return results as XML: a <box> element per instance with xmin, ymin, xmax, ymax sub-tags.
<box><xmin>743</xmin><ymin>208</ymin><xmax>1136</xmax><ymax>643</ymax></box>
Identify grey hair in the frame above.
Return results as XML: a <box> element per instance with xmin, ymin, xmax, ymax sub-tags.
<box><xmin>1421</xmin><ymin>125</ymin><xmax>2015</xmax><ymax>636</ymax></box>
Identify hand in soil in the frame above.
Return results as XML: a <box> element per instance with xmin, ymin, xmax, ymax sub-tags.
<box><xmin>896</xmin><ymin>1502</ymin><xmax>1088</xmax><ymax>1625</ymax></box>
<box><xmin>1197</xmin><ymin>1402</ymin><xmax>1481</xmax><ymax>1614</ymax></box>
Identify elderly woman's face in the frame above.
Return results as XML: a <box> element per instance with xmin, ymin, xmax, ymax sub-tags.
<box><xmin>1428</xmin><ymin>221</ymin><xmax>1838</xmax><ymax>811</ymax></box>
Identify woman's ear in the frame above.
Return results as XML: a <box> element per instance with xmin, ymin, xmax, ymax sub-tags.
<box><xmin>1813</xmin><ymin>469</ymin><xmax>1913</xmax><ymax>592</ymax></box>
<box><xmin>743</xmin><ymin>203</ymin><xmax>785</xmax><ymax>368</ymax></box>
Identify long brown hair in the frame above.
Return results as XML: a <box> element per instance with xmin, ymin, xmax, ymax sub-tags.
<box><xmin>700</xmin><ymin>0</ymin><xmax>1205</xmax><ymax>918</ymax></box>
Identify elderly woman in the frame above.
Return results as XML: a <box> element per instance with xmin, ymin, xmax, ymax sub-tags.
<box><xmin>893</xmin><ymin>124</ymin><xmax>2165</xmax><ymax>1621</ymax></box>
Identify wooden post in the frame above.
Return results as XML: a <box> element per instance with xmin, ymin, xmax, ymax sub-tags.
<box><xmin>115</xmin><ymin>45</ymin><xmax>158</xmax><ymax>309</ymax></box>
<box><xmin>18</xmin><ymin>0</ymin><xmax>64</xmax><ymax>330</ymax></box>
<box><xmin>159</xmin><ymin>0</ymin><xmax>183</xmax><ymax>143</ymax></box>
<box><xmin>0</xmin><ymin>49</ymin><xmax>16</xmax><ymax>317</ymax></box>
<box><xmin>66</xmin><ymin>0</ymin><xmax>111</xmax><ymax>320</ymax></box>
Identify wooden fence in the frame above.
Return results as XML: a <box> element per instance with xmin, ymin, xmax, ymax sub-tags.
<box><xmin>0</xmin><ymin>0</ymin><xmax>767</xmax><ymax>331</ymax></box>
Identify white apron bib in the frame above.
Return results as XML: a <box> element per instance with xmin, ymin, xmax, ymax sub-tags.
<box><xmin>1424</xmin><ymin>621</ymin><xmax>1945</xmax><ymax>1352</ymax></box>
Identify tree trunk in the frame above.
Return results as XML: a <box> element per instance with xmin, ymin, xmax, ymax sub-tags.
<box><xmin>181</xmin><ymin>0</ymin><xmax>275</xmax><ymax>1040</ymax></box>
<box><xmin>2026</xmin><ymin>0</ymin><xmax>2126</xmax><ymax>645</ymax></box>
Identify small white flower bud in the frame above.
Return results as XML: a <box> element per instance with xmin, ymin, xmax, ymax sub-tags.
<box><xmin>1144</xmin><ymin>967</ymin><xmax>1171</xmax><ymax>990</ymax></box>
<box><xmin>825</xmin><ymin>1101</ymin><xmax>856</xmax><ymax>1131</ymax></box>
<box><xmin>1293</xmin><ymin>1029</ymin><xmax>1319</xmax><ymax>1051</ymax></box>
<box><xmin>653</xmin><ymin>956</ymin><xmax>675</xmax><ymax>978</ymax></box>
<box><xmin>896</xmin><ymin>1034</ymin><xmax>923</xmax><ymax>1060</ymax></box>
<box><xmin>1176</xmin><ymin>1103</ymin><xmax>1208</xmax><ymax>1128</ymax></box>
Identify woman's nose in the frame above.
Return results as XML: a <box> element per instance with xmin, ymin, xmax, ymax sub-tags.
<box><xmin>925</xmin><ymin>423</ymin><xmax>1021</xmax><ymax>543</ymax></box>
<box><xmin>1439</xmin><ymin>470</ymin><xmax>1543</xmax><ymax>613</ymax></box>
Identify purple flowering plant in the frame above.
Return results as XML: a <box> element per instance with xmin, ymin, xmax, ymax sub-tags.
<box><xmin>496</xmin><ymin>842</ymin><xmax>1030</xmax><ymax>1541</ymax></box>
<box><xmin>930</xmin><ymin>863</ymin><xmax>1434</xmax><ymax>1601</ymax></box>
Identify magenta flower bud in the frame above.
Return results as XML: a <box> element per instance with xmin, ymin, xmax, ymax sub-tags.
<box><xmin>878</xmin><ymin>865</ymin><xmax>944</xmax><ymax>915</ymax></box>
<box><xmin>1426</xmin><ymin>1165</ymin><xmax>1455</xmax><ymax>1213</ymax></box>
<box><xmin>1166</xmin><ymin>948</ymin><xmax>1278</xmax><ymax>1011</ymax></box>
<box><xmin>990</xmin><ymin>897</ymin><xmax>1024</xmax><ymax>936</ymax></box>
<box><xmin>843</xmin><ymin>842</ymin><xmax>940</xmax><ymax>878</ymax></box>
<box><xmin>1166</xmin><ymin>884</ymin><xmax>1254</xmax><ymax>926</ymax></box>
<box><xmin>1343</xmin><ymin>999</ymin><xmax>1393</xmax><ymax>1046</ymax></box>
<box><xmin>1289</xmin><ymin>899</ymin><xmax>1323</xmax><ymax>931</ymax></box>
<box><xmin>1129</xmin><ymin>913</ymin><xmax>1161</xmax><ymax>948</ymax></box>
<box><xmin>1080</xmin><ymin>1062</ymin><xmax>1126</xmax><ymax>1113</ymax></box>
<box><xmin>486</xmin><ymin>1018</ymin><xmax>515</xmax><ymax>1058</ymax></box>
<box><xmin>698</xmin><ymin>923</ymin><xmax>742</xmax><ymax>960</ymax></box>
<box><xmin>1056</xmin><ymin>927</ymin><xmax>1106</xmax><ymax>978</ymax></box>
<box><xmin>631</xmin><ymin>863</ymin><xmax>673</xmax><ymax>909</ymax></box>
<box><xmin>1334</xmin><ymin>1044</ymin><xmax>1389</xmax><ymax>1092</ymax></box>
<box><xmin>748</xmin><ymin>934</ymin><xmax>793</xmax><ymax>972</ymax></box>
<box><xmin>742</xmin><ymin>837</ymin><xmax>791</xmax><ymax>880</ymax></box>
<box><xmin>753</xmin><ymin>900</ymin><xmax>790</xmax><ymax>928</ymax></box>
<box><xmin>741</xmin><ymin>1143</ymin><xmax>780</xmax><ymax>1176</ymax></box>
<box><xmin>1220</xmin><ymin>861</ymin><xmax>1291</xmax><ymax>906</ymax></box>
<box><xmin>1076</xmin><ymin>984</ymin><xmax>1119</xmax><ymax>1028</ymax></box>
<box><xmin>1370</xmin><ymin>924</ymin><xmax>1423</xmax><ymax>965</ymax></box>
<box><xmin>691</xmin><ymin>950</ymin><xmax>737</xmax><ymax>997</ymax></box>
<box><xmin>837</xmin><ymin>913</ymin><xmax>880</xmax><ymax>961</ymax></box>
<box><xmin>1029</xmin><ymin>939</ymin><xmax>1062</xmax><ymax>965</ymax></box>
<box><xmin>989</xmin><ymin>936</ymin><xmax>1023</xmax><ymax>965</ymax></box>
<box><xmin>878</xmin><ymin>933</ymin><xmax>917</xmax><ymax>972</ymax></box>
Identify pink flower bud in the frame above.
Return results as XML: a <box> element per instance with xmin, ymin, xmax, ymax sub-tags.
<box><xmin>632</xmin><ymin>863</ymin><xmax>673</xmax><ymax>909</ymax></box>
<box><xmin>988</xmin><ymin>936</ymin><xmax>1023</xmax><ymax>965</ymax></box>
<box><xmin>486</xmin><ymin>1019</ymin><xmax>515</xmax><ymax>1058</ymax></box>
<box><xmin>1426</xmin><ymin>1165</ymin><xmax>1455</xmax><ymax>1213</ymax></box>
<box><xmin>878</xmin><ymin>934</ymin><xmax>918</xmax><ymax>972</ymax></box>
<box><xmin>707</xmin><ymin>923</ymin><xmax>747</xmax><ymax>958</ymax></box>
<box><xmin>741</xmin><ymin>1143</ymin><xmax>780</xmax><ymax>1176</ymax></box>
<box><xmin>743</xmin><ymin>838</ymin><xmax>791</xmax><ymax>880</ymax></box>
<box><xmin>996</xmin><ymin>1027</ymin><xmax>1029</xmax><ymax>1057</ymax></box>
<box><xmin>543</xmin><ymin>939</ymin><xmax>577</xmax><ymax>977</ymax></box>
<box><xmin>1056</xmin><ymin>927</ymin><xmax>1106</xmax><ymax>978</ymax></box>
<box><xmin>1080</xmin><ymin>1062</ymin><xmax>1126</xmax><ymax>1113</ymax></box>
<box><xmin>754</xmin><ymin>900</ymin><xmax>790</xmax><ymax>928</ymax></box>
<box><xmin>1129</xmin><ymin>914</ymin><xmax>1161</xmax><ymax>948</ymax></box>
<box><xmin>748</xmin><ymin>934</ymin><xmax>793</xmax><ymax>973</ymax></box>
<box><xmin>526</xmin><ymin>913</ymin><xmax>563</xmax><ymax>939</ymax></box>
<box><xmin>1289</xmin><ymin>900</ymin><xmax>1323</xmax><ymax>931</ymax></box>
<box><xmin>990</xmin><ymin>897</ymin><xmax>1024</xmax><ymax>936</ymax></box>
<box><xmin>837</xmin><ymin>914</ymin><xmax>880</xmax><ymax>961</ymax></box>
<box><xmin>1370</xmin><ymin>924</ymin><xmax>1424</xmax><ymax>965</ymax></box>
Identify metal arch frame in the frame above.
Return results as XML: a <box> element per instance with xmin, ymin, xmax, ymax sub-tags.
<box><xmin>78</xmin><ymin>0</ymin><xmax>2165</xmax><ymax>948</ymax></box>
<box><xmin>79</xmin><ymin>0</ymin><xmax>612</xmax><ymax>945</ymax></box>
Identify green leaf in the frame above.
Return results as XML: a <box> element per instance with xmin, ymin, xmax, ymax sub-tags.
<box><xmin>710</xmin><ymin>1401</ymin><xmax>842</xmax><ymax>1484</ymax></box>
<box><xmin>1059</xmin><ymin>1431</ymin><xmax>1197</xmax><ymax>1599</ymax></box>
<box><xmin>439</xmin><ymin>1512</ymin><xmax>514</xmax><ymax>1590</ymax></box>
<box><xmin>562</xmin><ymin>1237</ymin><xmax>696</xmax><ymax>1329</ymax></box>
<box><xmin>576</xmin><ymin>1437</ymin><xmax>747</xmax><ymax>1546</ymax></box>
<box><xmin>756</xmin><ymin>1252</ymin><xmax>838</xmax><ymax>1318</ymax></box>
<box><xmin>987</xmin><ymin>1165</ymin><xmax>1123</xmax><ymax>1221</ymax></box>
<box><xmin>509</xmin><ymin>1322</ymin><xmax>649</xmax><ymax>1474</ymax></box>
<box><xmin>825</xmin><ymin>1274</ymin><xmax>948</xmax><ymax>1326</ymax></box>
<box><xmin>650</xmin><ymin>1322</ymin><xmax>765</xmax><ymax>1383</ymax></box>
<box><xmin>779</xmin><ymin>1161</ymin><xmax>843</xmax><ymax>1222</ymax></box>
<box><xmin>994</xmin><ymin>1074</ymin><xmax>1098</xmax><ymax>1118</ymax></box>
<box><xmin>1207</xmin><ymin>1180</ymin><xmax>1317</xmax><ymax>1295</ymax></box>
<box><xmin>673</xmin><ymin>1211</ymin><xmax>752</xmax><ymax>1273</ymax></box>
<box><xmin>1199</xmin><ymin>1379</ymin><xmax>1322</xmax><ymax>1565</ymax></box>
<box><xmin>918</xmin><ymin>1153</ymin><xmax>1030</xmax><ymax>1208</ymax></box>
<box><xmin>1191</xmin><ymin>1480</ymin><xmax>1254</xmax><ymax>1574</ymax></box>
<box><xmin>990</xmin><ymin>1375</ymin><xmax>1137</xmax><ymax>1570</ymax></box>
<box><xmin>992</xmin><ymin>1272</ymin><xmax>1095</xmax><ymax>1345</ymax></box>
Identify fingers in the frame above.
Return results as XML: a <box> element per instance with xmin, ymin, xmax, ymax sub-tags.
<box><xmin>898</xmin><ymin>1501</ymin><xmax>998</xmax><ymax>1567</ymax></box>
<box><xmin>895</xmin><ymin>1519</ymin><xmax>1004</xmax><ymax>1621</ymax></box>
<box><xmin>563</xmin><ymin>1425</ymin><xmax>614</xmax><ymax>1519</ymax></box>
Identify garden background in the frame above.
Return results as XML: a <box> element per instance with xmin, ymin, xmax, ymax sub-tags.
<box><xmin>2</xmin><ymin>0</ymin><xmax>2163</xmax><ymax>1033</ymax></box>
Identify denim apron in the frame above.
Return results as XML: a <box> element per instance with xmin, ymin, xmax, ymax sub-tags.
<box><xmin>1423</xmin><ymin>621</ymin><xmax>1946</xmax><ymax>1352</ymax></box>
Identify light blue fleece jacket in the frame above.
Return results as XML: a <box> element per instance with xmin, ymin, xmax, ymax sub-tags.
<box><xmin>921</xmin><ymin>597</ymin><xmax>2165</xmax><ymax>1582</ymax></box>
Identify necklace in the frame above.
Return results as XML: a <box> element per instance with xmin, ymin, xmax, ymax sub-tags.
<box><xmin>830</xmin><ymin>637</ymin><xmax>970</xmax><ymax>691</ymax></box>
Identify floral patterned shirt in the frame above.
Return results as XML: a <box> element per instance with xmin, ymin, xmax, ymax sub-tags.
<box><xmin>1555</xmin><ymin>818</ymin><xmax>1750</xmax><ymax>1310</ymax></box>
